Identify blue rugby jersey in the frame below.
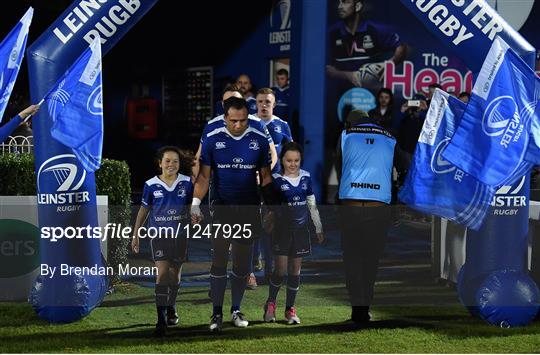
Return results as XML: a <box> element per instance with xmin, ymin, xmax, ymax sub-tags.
<box><xmin>257</xmin><ymin>115</ymin><xmax>293</xmax><ymax>173</ymax></box>
<box><xmin>141</xmin><ymin>174</ymin><xmax>193</xmax><ymax>229</ymax></box>
<box><xmin>272</xmin><ymin>86</ymin><xmax>290</xmax><ymax>121</ymax></box>
<box><xmin>200</xmin><ymin>123</ymin><xmax>271</xmax><ymax>205</ymax></box>
<box><xmin>273</xmin><ymin>169</ymin><xmax>314</xmax><ymax>228</ymax></box>
<box><xmin>200</xmin><ymin>114</ymin><xmax>273</xmax><ymax>146</ymax></box>
<box><xmin>338</xmin><ymin>123</ymin><xmax>396</xmax><ymax>203</ymax></box>
<box><xmin>328</xmin><ymin>20</ymin><xmax>401</xmax><ymax>72</ymax></box>
<box><xmin>246</xmin><ymin>96</ymin><xmax>257</xmax><ymax>114</ymax></box>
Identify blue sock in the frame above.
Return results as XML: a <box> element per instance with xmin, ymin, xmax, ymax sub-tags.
<box><xmin>155</xmin><ymin>284</ymin><xmax>168</xmax><ymax>325</ymax></box>
<box><xmin>230</xmin><ymin>267</ymin><xmax>248</xmax><ymax>312</ymax></box>
<box><xmin>210</xmin><ymin>265</ymin><xmax>227</xmax><ymax>315</ymax></box>
<box><xmin>286</xmin><ymin>275</ymin><xmax>300</xmax><ymax>308</ymax></box>
<box><xmin>267</xmin><ymin>274</ymin><xmax>283</xmax><ymax>303</ymax></box>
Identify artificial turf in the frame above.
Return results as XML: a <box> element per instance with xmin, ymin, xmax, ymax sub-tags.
<box><xmin>2</xmin><ymin>275</ymin><xmax>540</xmax><ymax>353</ymax></box>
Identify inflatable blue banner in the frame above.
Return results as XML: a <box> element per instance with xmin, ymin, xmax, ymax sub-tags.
<box><xmin>28</xmin><ymin>0</ymin><xmax>158</xmax><ymax>323</ymax></box>
<box><xmin>399</xmin><ymin>0</ymin><xmax>539</xmax><ymax>327</ymax></box>
<box><xmin>398</xmin><ymin>0</ymin><xmax>535</xmax><ymax>73</ymax></box>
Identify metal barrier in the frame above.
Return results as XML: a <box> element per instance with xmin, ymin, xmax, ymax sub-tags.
<box><xmin>1</xmin><ymin>135</ymin><xmax>33</xmax><ymax>154</ymax></box>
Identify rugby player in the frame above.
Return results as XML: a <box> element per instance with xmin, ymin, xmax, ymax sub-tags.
<box><xmin>191</xmin><ymin>97</ymin><xmax>279</xmax><ymax>332</ymax></box>
<box><xmin>326</xmin><ymin>0</ymin><xmax>407</xmax><ymax>88</ymax></box>
<box><xmin>272</xmin><ymin>69</ymin><xmax>290</xmax><ymax>122</ymax></box>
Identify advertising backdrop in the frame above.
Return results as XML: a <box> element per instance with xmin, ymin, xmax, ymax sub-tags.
<box><xmin>324</xmin><ymin>0</ymin><xmax>540</xmax><ymax>189</ymax></box>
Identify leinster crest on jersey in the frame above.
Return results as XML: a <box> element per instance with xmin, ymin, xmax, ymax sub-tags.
<box><xmin>249</xmin><ymin>140</ymin><xmax>260</xmax><ymax>150</ymax></box>
<box><xmin>177</xmin><ymin>186</ymin><xmax>187</xmax><ymax>198</ymax></box>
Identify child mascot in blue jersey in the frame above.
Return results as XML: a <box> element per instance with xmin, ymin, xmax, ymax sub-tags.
<box><xmin>263</xmin><ymin>142</ymin><xmax>324</xmax><ymax>324</ymax></box>
<box><xmin>132</xmin><ymin>146</ymin><xmax>194</xmax><ymax>336</ymax></box>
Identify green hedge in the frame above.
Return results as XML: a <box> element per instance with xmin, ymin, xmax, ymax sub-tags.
<box><xmin>0</xmin><ymin>153</ymin><xmax>36</xmax><ymax>195</ymax></box>
<box><xmin>0</xmin><ymin>153</ymin><xmax>131</xmax><ymax>284</ymax></box>
<box><xmin>95</xmin><ymin>159</ymin><xmax>132</xmax><ymax>284</ymax></box>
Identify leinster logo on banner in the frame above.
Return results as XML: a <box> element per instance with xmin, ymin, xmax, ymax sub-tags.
<box><xmin>430</xmin><ymin>139</ymin><xmax>456</xmax><ymax>175</ymax></box>
<box><xmin>481</xmin><ymin>96</ymin><xmax>520</xmax><ymax>137</ymax></box>
<box><xmin>269</xmin><ymin>0</ymin><xmax>291</xmax><ymax>52</ymax></box>
<box><xmin>36</xmin><ymin>154</ymin><xmax>90</xmax><ymax>208</ymax></box>
<box><xmin>37</xmin><ymin>154</ymin><xmax>86</xmax><ymax>193</ymax></box>
<box><xmin>87</xmin><ymin>85</ymin><xmax>103</xmax><ymax>116</ymax></box>
<box><xmin>270</xmin><ymin>0</ymin><xmax>291</xmax><ymax>30</ymax></box>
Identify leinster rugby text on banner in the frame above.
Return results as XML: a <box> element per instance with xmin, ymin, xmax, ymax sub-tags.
<box><xmin>40</xmin><ymin>223</ymin><xmax>253</xmax><ymax>242</ymax></box>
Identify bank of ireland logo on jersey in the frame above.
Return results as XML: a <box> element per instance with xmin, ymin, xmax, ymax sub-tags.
<box><xmin>37</xmin><ymin>154</ymin><xmax>90</xmax><ymax>209</ymax></box>
<box><xmin>431</xmin><ymin>138</ymin><xmax>456</xmax><ymax>175</ymax></box>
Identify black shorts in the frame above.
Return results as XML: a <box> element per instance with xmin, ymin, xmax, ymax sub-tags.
<box><xmin>212</xmin><ymin>205</ymin><xmax>262</xmax><ymax>245</ymax></box>
<box><xmin>150</xmin><ymin>235</ymin><xmax>187</xmax><ymax>266</ymax></box>
<box><xmin>272</xmin><ymin>226</ymin><xmax>312</xmax><ymax>257</ymax></box>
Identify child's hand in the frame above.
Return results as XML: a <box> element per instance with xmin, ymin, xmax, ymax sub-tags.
<box><xmin>316</xmin><ymin>232</ymin><xmax>324</xmax><ymax>244</ymax></box>
<box><xmin>19</xmin><ymin>104</ymin><xmax>40</xmax><ymax>119</ymax></box>
<box><xmin>191</xmin><ymin>204</ymin><xmax>203</xmax><ymax>224</ymax></box>
<box><xmin>131</xmin><ymin>236</ymin><xmax>140</xmax><ymax>253</ymax></box>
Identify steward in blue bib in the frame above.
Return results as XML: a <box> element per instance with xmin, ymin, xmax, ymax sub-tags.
<box><xmin>336</xmin><ymin>109</ymin><xmax>403</xmax><ymax>325</ymax></box>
